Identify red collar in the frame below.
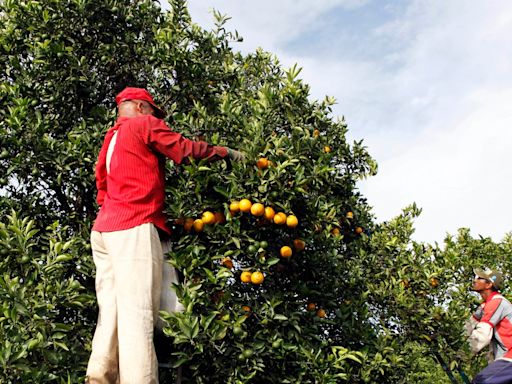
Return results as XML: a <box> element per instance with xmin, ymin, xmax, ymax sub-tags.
<box><xmin>484</xmin><ymin>291</ymin><xmax>501</xmax><ymax>303</ymax></box>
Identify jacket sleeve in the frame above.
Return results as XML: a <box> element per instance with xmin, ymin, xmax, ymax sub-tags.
<box><xmin>468</xmin><ymin>321</ymin><xmax>493</xmax><ymax>354</ymax></box>
<box><xmin>144</xmin><ymin>117</ymin><xmax>228</xmax><ymax>164</ymax></box>
<box><xmin>467</xmin><ymin>298</ymin><xmax>502</xmax><ymax>354</ymax></box>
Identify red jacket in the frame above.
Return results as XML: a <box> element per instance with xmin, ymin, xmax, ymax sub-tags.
<box><xmin>92</xmin><ymin>115</ymin><xmax>228</xmax><ymax>234</ymax></box>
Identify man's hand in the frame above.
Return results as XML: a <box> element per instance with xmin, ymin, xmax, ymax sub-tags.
<box><xmin>227</xmin><ymin>148</ymin><xmax>245</xmax><ymax>162</ymax></box>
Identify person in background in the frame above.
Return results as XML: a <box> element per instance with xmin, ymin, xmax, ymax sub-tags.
<box><xmin>466</xmin><ymin>268</ymin><xmax>512</xmax><ymax>384</ymax></box>
<box><xmin>86</xmin><ymin>87</ymin><xmax>244</xmax><ymax>383</ymax></box>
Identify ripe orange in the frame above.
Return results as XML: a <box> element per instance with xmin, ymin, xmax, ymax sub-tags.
<box><xmin>250</xmin><ymin>202</ymin><xmax>265</xmax><ymax>217</ymax></box>
<box><xmin>430</xmin><ymin>277</ymin><xmax>439</xmax><ymax>288</ymax></box>
<box><xmin>286</xmin><ymin>215</ymin><xmax>299</xmax><ymax>228</ymax></box>
<box><xmin>293</xmin><ymin>239</ymin><xmax>306</xmax><ymax>251</ymax></box>
<box><xmin>242</xmin><ymin>305</ymin><xmax>252</xmax><ymax>312</ymax></box>
<box><xmin>240</xmin><ymin>271</ymin><xmax>252</xmax><ymax>283</ymax></box>
<box><xmin>193</xmin><ymin>219</ymin><xmax>204</xmax><ymax>232</ymax></box>
<box><xmin>316</xmin><ymin>309</ymin><xmax>326</xmax><ymax>318</ymax></box>
<box><xmin>214</xmin><ymin>211</ymin><xmax>226</xmax><ymax>224</ymax></box>
<box><xmin>201</xmin><ymin>211</ymin><xmax>215</xmax><ymax>225</ymax></box>
<box><xmin>239</xmin><ymin>199</ymin><xmax>252</xmax><ymax>213</ymax></box>
<box><xmin>355</xmin><ymin>226</ymin><xmax>363</xmax><ymax>234</ymax></box>
<box><xmin>346</xmin><ymin>211</ymin><xmax>354</xmax><ymax>219</ymax></box>
<box><xmin>264</xmin><ymin>207</ymin><xmax>276</xmax><ymax>221</ymax></box>
<box><xmin>251</xmin><ymin>271</ymin><xmax>264</xmax><ymax>285</ymax></box>
<box><xmin>280</xmin><ymin>246</ymin><xmax>292</xmax><ymax>258</ymax></box>
<box><xmin>273</xmin><ymin>212</ymin><xmax>287</xmax><ymax>225</ymax></box>
<box><xmin>313</xmin><ymin>129</ymin><xmax>320</xmax><ymax>137</ymax></box>
<box><xmin>229</xmin><ymin>201</ymin><xmax>240</xmax><ymax>213</ymax></box>
<box><xmin>324</xmin><ymin>146</ymin><xmax>331</xmax><ymax>153</ymax></box>
<box><xmin>306</xmin><ymin>302</ymin><xmax>316</xmax><ymax>311</ymax></box>
<box><xmin>183</xmin><ymin>218</ymin><xmax>194</xmax><ymax>232</ymax></box>
<box><xmin>221</xmin><ymin>257</ymin><xmax>234</xmax><ymax>269</ymax></box>
<box><xmin>331</xmin><ymin>227</ymin><xmax>341</xmax><ymax>236</ymax></box>
<box><xmin>256</xmin><ymin>157</ymin><xmax>269</xmax><ymax>169</ymax></box>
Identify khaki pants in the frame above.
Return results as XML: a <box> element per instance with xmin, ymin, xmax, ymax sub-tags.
<box><xmin>86</xmin><ymin>223</ymin><xmax>182</xmax><ymax>384</ymax></box>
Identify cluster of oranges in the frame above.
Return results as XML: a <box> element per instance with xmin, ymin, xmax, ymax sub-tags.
<box><xmin>240</xmin><ymin>270</ymin><xmax>264</xmax><ymax>285</ymax></box>
<box><xmin>311</xmin><ymin>129</ymin><xmax>331</xmax><ymax>153</ymax></box>
<box><xmin>330</xmin><ymin>211</ymin><xmax>364</xmax><ymax>237</ymax></box>
<box><xmin>306</xmin><ymin>302</ymin><xmax>327</xmax><ymax>318</ymax></box>
<box><xmin>279</xmin><ymin>238</ymin><xmax>306</xmax><ymax>259</ymax></box>
<box><xmin>178</xmin><ymin>210</ymin><xmax>226</xmax><ymax>233</ymax></box>
<box><xmin>226</xmin><ymin>196</ymin><xmax>306</xmax><ymax>285</ymax></box>
<box><xmin>229</xmin><ymin>198</ymin><xmax>299</xmax><ymax>229</ymax></box>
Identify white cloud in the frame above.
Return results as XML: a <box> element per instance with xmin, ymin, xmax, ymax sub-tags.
<box><xmin>361</xmin><ymin>88</ymin><xmax>512</xmax><ymax>243</ymax></box>
<box><xmin>186</xmin><ymin>0</ymin><xmax>369</xmax><ymax>53</ymax></box>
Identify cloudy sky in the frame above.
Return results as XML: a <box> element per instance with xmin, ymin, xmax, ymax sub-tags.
<box><xmin>176</xmin><ymin>0</ymin><xmax>512</xmax><ymax>244</ymax></box>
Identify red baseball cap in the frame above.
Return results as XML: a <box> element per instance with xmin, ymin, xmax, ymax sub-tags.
<box><xmin>115</xmin><ymin>87</ymin><xmax>166</xmax><ymax>119</ymax></box>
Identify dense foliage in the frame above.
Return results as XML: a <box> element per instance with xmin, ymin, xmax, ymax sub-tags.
<box><xmin>1</xmin><ymin>0</ymin><xmax>510</xmax><ymax>382</ymax></box>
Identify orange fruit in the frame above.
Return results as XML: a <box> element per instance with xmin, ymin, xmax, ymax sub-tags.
<box><xmin>355</xmin><ymin>226</ymin><xmax>363</xmax><ymax>234</ymax></box>
<box><xmin>183</xmin><ymin>218</ymin><xmax>194</xmax><ymax>232</ymax></box>
<box><xmin>264</xmin><ymin>207</ymin><xmax>276</xmax><ymax>221</ymax></box>
<box><xmin>221</xmin><ymin>257</ymin><xmax>234</xmax><ymax>269</ymax></box>
<box><xmin>324</xmin><ymin>146</ymin><xmax>331</xmax><ymax>153</ymax></box>
<box><xmin>214</xmin><ymin>211</ymin><xmax>226</xmax><ymax>224</ymax></box>
<box><xmin>286</xmin><ymin>215</ymin><xmax>298</xmax><ymax>228</ymax></box>
<box><xmin>250</xmin><ymin>202</ymin><xmax>265</xmax><ymax>217</ymax></box>
<box><xmin>313</xmin><ymin>129</ymin><xmax>320</xmax><ymax>137</ymax></box>
<box><xmin>242</xmin><ymin>305</ymin><xmax>252</xmax><ymax>312</ymax></box>
<box><xmin>239</xmin><ymin>199</ymin><xmax>252</xmax><ymax>213</ymax></box>
<box><xmin>280</xmin><ymin>246</ymin><xmax>292</xmax><ymax>258</ymax></box>
<box><xmin>430</xmin><ymin>277</ymin><xmax>439</xmax><ymax>288</ymax></box>
<box><xmin>306</xmin><ymin>302</ymin><xmax>316</xmax><ymax>311</ymax></box>
<box><xmin>293</xmin><ymin>239</ymin><xmax>306</xmax><ymax>251</ymax></box>
<box><xmin>240</xmin><ymin>271</ymin><xmax>252</xmax><ymax>283</ymax></box>
<box><xmin>201</xmin><ymin>211</ymin><xmax>215</xmax><ymax>225</ymax></box>
<box><xmin>316</xmin><ymin>309</ymin><xmax>326</xmax><ymax>318</ymax></box>
<box><xmin>273</xmin><ymin>212</ymin><xmax>287</xmax><ymax>225</ymax></box>
<box><xmin>256</xmin><ymin>157</ymin><xmax>269</xmax><ymax>169</ymax></box>
<box><xmin>193</xmin><ymin>219</ymin><xmax>204</xmax><ymax>232</ymax></box>
<box><xmin>331</xmin><ymin>227</ymin><xmax>341</xmax><ymax>236</ymax></box>
<box><xmin>346</xmin><ymin>211</ymin><xmax>354</xmax><ymax>219</ymax></box>
<box><xmin>251</xmin><ymin>271</ymin><xmax>264</xmax><ymax>285</ymax></box>
<box><xmin>229</xmin><ymin>201</ymin><xmax>240</xmax><ymax>213</ymax></box>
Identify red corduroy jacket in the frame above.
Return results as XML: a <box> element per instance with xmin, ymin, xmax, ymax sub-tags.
<box><xmin>92</xmin><ymin>115</ymin><xmax>228</xmax><ymax>234</ymax></box>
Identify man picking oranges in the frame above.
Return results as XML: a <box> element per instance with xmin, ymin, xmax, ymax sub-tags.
<box><xmin>466</xmin><ymin>268</ymin><xmax>512</xmax><ymax>384</ymax></box>
<box><xmin>86</xmin><ymin>87</ymin><xmax>244</xmax><ymax>383</ymax></box>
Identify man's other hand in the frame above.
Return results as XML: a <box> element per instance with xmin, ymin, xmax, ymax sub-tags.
<box><xmin>227</xmin><ymin>148</ymin><xmax>245</xmax><ymax>162</ymax></box>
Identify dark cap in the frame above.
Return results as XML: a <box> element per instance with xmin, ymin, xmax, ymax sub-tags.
<box><xmin>474</xmin><ymin>268</ymin><xmax>504</xmax><ymax>290</ymax></box>
<box><xmin>115</xmin><ymin>87</ymin><xmax>166</xmax><ymax>119</ymax></box>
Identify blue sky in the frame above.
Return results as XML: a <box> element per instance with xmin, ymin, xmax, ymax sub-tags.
<box><xmin>174</xmin><ymin>0</ymin><xmax>512</xmax><ymax>244</ymax></box>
